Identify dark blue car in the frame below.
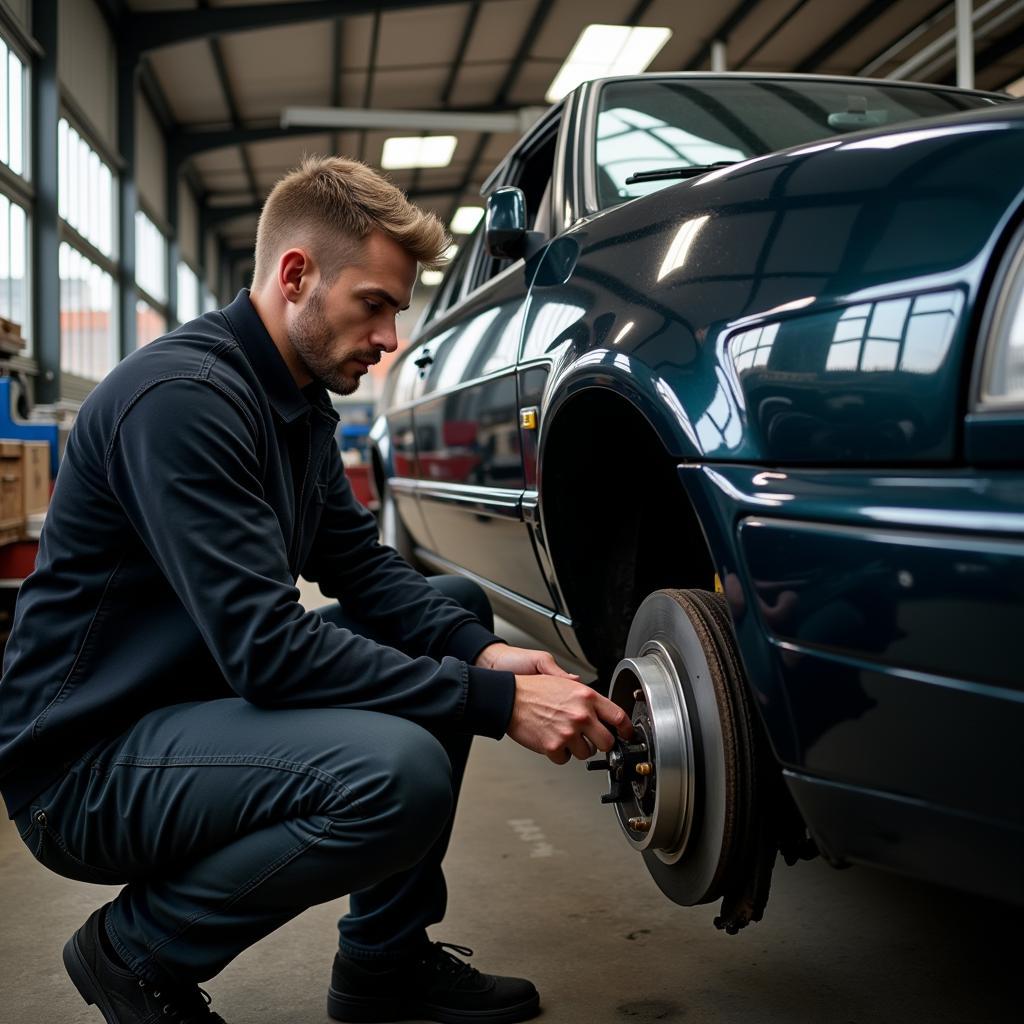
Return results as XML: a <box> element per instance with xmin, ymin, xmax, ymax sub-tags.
<box><xmin>372</xmin><ymin>73</ymin><xmax>1024</xmax><ymax>930</ymax></box>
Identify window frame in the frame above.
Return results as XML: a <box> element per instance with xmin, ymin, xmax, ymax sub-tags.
<box><xmin>57</xmin><ymin>109</ymin><xmax>121</xmax><ymax>387</ymax></box>
<box><xmin>0</xmin><ymin>24</ymin><xmax>32</xmax><ymax>358</ymax></box>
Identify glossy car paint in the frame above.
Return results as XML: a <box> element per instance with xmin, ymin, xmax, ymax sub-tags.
<box><xmin>377</xmin><ymin>76</ymin><xmax>1024</xmax><ymax>900</ymax></box>
<box><xmin>682</xmin><ymin>464</ymin><xmax>1024</xmax><ymax>901</ymax></box>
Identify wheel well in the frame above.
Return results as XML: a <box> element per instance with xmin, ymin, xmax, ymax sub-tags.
<box><xmin>541</xmin><ymin>390</ymin><xmax>716</xmax><ymax>675</ymax></box>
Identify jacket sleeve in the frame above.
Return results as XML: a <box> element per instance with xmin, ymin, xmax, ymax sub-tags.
<box><xmin>104</xmin><ymin>378</ymin><xmax>515</xmax><ymax>738</ymax></box>
<box><xmin>300</xmin><ymin>442</ymin><xmax>505</xmax><ymax>665</ymax></box>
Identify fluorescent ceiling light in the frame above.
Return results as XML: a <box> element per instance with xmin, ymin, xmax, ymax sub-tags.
<box><xmin>444</xmin><ymin>244</ymin><xmax>459</xmax><ymax>261</ymax></box>
<box><xmin>450</xmin><ymin>206</ymin><xmax>485</xmax><ymax>234</ymax></box>
<box><xmin>420</xmin><ymin>269</ymin><xmax>444</xmax><ymax>287</ymax></box>
<box><xmin>381</xmin><ymin>135</ymin><xmax>458</xmax><ymax>169</ymax></box>
<box><xmin>546</xmin><ymin>24</ymin><xmax>672</xmax><ymax>103</ymax></box>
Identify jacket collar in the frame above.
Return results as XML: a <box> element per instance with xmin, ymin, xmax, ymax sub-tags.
<box><xmin>222</xmin><ymin>289</ymin><xmax>338</xmax><ymax>425</ymax></box>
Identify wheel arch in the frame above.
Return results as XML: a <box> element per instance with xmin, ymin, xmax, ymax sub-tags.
<box><xmin>537</xmin><ymin>382</ymin><xmax>717</xmax><ymax>677</ymax></box>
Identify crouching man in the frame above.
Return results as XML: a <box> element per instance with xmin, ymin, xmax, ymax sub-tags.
<box><xmin>0</xmin><ymin>156</ymin><xmax>631</xmax><ymax>1024</ymax></box>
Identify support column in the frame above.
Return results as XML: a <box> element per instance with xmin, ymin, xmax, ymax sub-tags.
<box><xmin>31</xmin><ymin>0</ymin><xmax>60</xmax><ymax>404</ymax></box>
<box><xmin>117</xmin><ymin>49</ymin><xmax>138</xmax><ymax>358</ymax></box>
<box><xmin>956</xmin><ymin>0</ymin><xmax>974</xmax><ymax>89</ymax></box>
<box><xmin>711</xmin><ymin>39</ymin><xmax>727</xmax><ymax>72</ymax></box>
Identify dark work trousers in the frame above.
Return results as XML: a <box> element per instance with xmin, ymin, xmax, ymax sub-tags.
<box><xmin>11</xmin><ymin>576</ymin><xmax>490</xmax><ymax>988</ymax></box>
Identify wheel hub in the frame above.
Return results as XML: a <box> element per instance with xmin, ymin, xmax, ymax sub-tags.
<box><xmin>590</xmin><ymin>641</ymin><xmax>698</xmax><ymax>860</ymax></box>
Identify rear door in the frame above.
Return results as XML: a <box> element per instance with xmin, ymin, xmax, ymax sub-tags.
<box><xmin>410</xmin><ymin>120</ymin><xmax>564</xmax><ymax>629</ymax></box>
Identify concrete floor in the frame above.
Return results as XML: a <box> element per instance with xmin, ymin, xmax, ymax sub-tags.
<box><xmin>0</xmin><ymin>597</ymin><xmax>1018</xmax><ymax>1023</ymax></box>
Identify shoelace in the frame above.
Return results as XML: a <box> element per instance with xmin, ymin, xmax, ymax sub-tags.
<box><xmin>137</xmin><ymin>978</ymin><xmax>226</xmax><ymax>1022</ymax></box>
<box><xmin>423</xmin><ymin>942</ymin><xmax>481</xmax><ymax>984</ymax></box>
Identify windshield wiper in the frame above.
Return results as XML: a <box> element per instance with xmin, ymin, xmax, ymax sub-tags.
<box><xmin>624</xmin><ymin>161</ymin><xmax>738</xmax><ymax>184</ymax></box>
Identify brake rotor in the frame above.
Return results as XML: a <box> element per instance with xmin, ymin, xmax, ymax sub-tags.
<box><xmin>594</xmin><ymin>589</ymin><xmax>751</xmax><ymax>908</ymax></box>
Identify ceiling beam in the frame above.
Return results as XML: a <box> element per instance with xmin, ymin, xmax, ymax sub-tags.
<box><xmin>138</xmin><ymin>59</ymin><xmax>175</xmax><ymax>131</ymax></box>
<box><xmin>125</xmin><ymin>0</ymin><xmax>460</xmax><ymax>56</ymax></box>
<box><xmin>857</xmin><ymin>0</ymin><xmax>952</xmax><ymax>77</ymax></box>
<box><xmin>735</xmin><ymin>0</ymin><xmax>812</xmax><ymax>68</ymax></box>
<box><xmin>199</xmin><ymin>0</ymin><xmax>260</xmax><ymax>205</ymax></box>
<box><xmin>625</xmin><ymin>0</ymin><xmax>657</xmax><ymax>23</ymax></box>
<box><xmin>173</xmin><ymin>113</ymin><xmax>529</xmax><ymax>164</ymax></box>
<box><xmin>445</xmin><ymin>0</ymin><xmax>554</xmax><ymax>225</ymax></box>
<box><xmin>942</xmin><ymin>15</ymin><xmax>1024</xmax><ymax>84</ymax></box>
<box><xmin>683</xmin><ymin>0</ymin><xmax>764</xmax><ymax>69</ymax></box>
<box><xmin>441</xmin><ymin>0</ymin><xmax>481</xmax><ymax>107</ymax></box>
<box><xmin>205</xmin><ymin>186</ymin><xmax>462</xmax><ymax>227</ymax></box>
<box><xmin>495</xmin><ymin>0</ymin><xmax>550</xmax><ymax>107</ymax></box>
<box><xmin>358</xmin><ymin>8</ymin><xmax>382</xmax><ymax>163</ymax></box>
<box><xmin>796</xmin><ymin>0</ymin><xmax>893</xmax><ymax>73</ymax></box>
<box><xmin>172</xmin><ymin>125</ymin><xmax>329</xmax><ymax>162</ymax></box>
<box><xmin>331</xmin><ymin>16</ymin><xmax>342</xmax><ymax>155</ymax></box>
<box><xmin>282</xmin><ymin>106</ymin><xmax>539</xmax><ymax>133</ymax></box>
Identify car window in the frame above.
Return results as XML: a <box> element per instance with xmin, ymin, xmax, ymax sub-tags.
<box><xmin>431</xmin><ymin>225</ymin><xmax>479</xmax><ymax>316</ymax></box>
<box><xmin>594</xmin><ymin>78</ymin><xmax>1003</xmax><ymax>209</ymax></box>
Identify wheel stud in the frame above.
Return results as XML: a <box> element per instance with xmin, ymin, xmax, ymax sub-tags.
<box><xmin>635</xmin><ymin>762</ymin><xmax>652</xmax><ymax>776</ymax></box>
<box><xmin>633</xmin><ymin>689</ymin><xmax>644</xmax><ymax>701</ymax></box>
<box><xmin>628</xmin><ymin>816</ymin><xmax>651</xmax><ymax>833</ymax></box>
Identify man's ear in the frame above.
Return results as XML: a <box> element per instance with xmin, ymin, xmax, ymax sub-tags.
<box><xmin>277</xmin><ymin>248</ymin><xmax>315</xmax><ymax>304</ymax></box>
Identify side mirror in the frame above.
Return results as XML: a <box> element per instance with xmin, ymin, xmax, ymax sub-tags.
<box><xmin>485</xmin><ymin>187</ymin><xmax>544</xmax><ymax>261</ymax></box>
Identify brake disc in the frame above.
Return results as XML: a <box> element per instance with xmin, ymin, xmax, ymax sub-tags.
<box><xmin>589</xmin><ymin>589</ymin><xmax>747</xmax><ymax>908</ymax></box>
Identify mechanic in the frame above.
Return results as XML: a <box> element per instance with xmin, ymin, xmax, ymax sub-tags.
<box><xmin>0</xmin><ymin>155</ymin><xmax>632</xmax><ymax>1024</ymax></box>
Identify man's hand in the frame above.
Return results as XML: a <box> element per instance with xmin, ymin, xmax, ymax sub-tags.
<box><xmin>475</xmin><ymin>641</ymin><xmax>580</xmax><ymax>680</ymax></box>
<box><xmin>506</xmin><ymin>674</ymin><xmax>634</xmax><ymax>766</ymax></box>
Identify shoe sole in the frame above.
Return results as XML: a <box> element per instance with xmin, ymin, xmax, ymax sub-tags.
<box><xmin>63</xmin><ymin>931</ymin><xmax>120</xmax><ymax>1023</ymax></box>
<box><xmin>327</xmin><ymin>986</ymin><xmax>541</xmax><ymax>1024</ymax></box>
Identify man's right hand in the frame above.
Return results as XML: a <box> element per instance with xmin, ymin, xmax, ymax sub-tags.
<box><xmin>507</xmin><ymin>674</ymin><xmax>634</xmax><ymax>765</ymax></box>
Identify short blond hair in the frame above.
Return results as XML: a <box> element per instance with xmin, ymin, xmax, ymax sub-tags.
<box><xmin>251</xmin><ymin>155</ymin><xmax>450</xmax><ymax>288</ymax></box>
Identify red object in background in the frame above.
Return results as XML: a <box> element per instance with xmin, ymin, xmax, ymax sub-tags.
<box><xmin>0</xmin><ymin>541</ymin><xmax>38</xmax><ymax>581</ymax></box>
<box><xmin>346</xmin><ymin>464</ymin><xmax>378</xmax><ymax>511</ymax></box>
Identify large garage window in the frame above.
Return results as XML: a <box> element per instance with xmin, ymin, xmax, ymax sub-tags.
<box><xmin>0</xmin><ymin>35</ymin><xmax>28</xmax><ymax>177</ymax></box>
<box><xmin>58</xmin><ymin>115</ymin><xmax>119</xmax><ymax>382</ymax></box>
<box><xmin>135</xmin><ymin>210</ymin><xmax>168</xmax><ymax>346</ymax></box>
<box><xmin>0</xmin><ymin>29</ymin><xmax>32</xmax><ymax>357</ymax></box>
<box><xmin>59</xmin><ymin>242</ymin><xmax>117</xmax><ymax>381</ymax></box>
<box><xmin>176</xmin><ymin>261</ymin><xmax>200</xmax><ymax>324</ymax></box>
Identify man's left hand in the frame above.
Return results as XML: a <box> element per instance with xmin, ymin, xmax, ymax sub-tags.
<box><xmin>474</xmin><ymin>642</ymin><xmax>580</xmax><ymax>680</ymax></box>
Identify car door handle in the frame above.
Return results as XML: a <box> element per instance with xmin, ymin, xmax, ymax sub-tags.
<box><xmin>413</xmin><ymin>350</ymin><xmax>434</xmax><ymax>368</ymax></box>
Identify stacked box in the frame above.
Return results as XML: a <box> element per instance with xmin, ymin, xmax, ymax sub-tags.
<box><xmin>0</xmin><ymin>440</ymin><xmax>52</xmax><ymax>539</ymax></box>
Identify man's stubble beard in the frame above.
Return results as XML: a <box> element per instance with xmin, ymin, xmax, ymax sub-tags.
<box><xmin>289</xmin><ymin>283</ymin><xmax>361</xmax><ymax>396</ymax></box>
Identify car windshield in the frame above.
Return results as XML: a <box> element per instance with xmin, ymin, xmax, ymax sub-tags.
<box><xmin>594</xmin><ymin>77</ymin><xmax>1004</xmax><ymax>210</ymax></box>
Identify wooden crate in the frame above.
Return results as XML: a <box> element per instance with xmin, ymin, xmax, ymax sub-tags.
<box><xmin>21</xmin><ymin>441</ymin><xmax>50</xmax><ymax>516</ymax></box>
<box><xmin>0</xmin><ymin>317</ymin><xmax>23</xmax><ymax>356</ymax></box>
<box><xmin>0</xmin><ymin>441</ymin><xmax>24</xmax><ymax>532</ymax></box>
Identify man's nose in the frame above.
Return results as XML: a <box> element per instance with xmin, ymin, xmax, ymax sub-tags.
<box><xmin>370</xmin><ymin>321</ymin><xmax>399</xmax><ymax>354</ymax></box>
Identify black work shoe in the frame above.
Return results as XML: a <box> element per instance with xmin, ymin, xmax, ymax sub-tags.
<box><xmin>63</xmin><ymin>906</ymin><xmax>227</xmax><ymax>1023</ymax></box>
<box><xmin>328</xmin><ymin>941</ymin><xmax>540</xmax><ymax>1023</ymax></box>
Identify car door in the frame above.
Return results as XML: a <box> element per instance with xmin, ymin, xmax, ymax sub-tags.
<box><xmin>410</xmin><ymin>118</ymin><xmax>569</xmax><ymax>645</ymax></box>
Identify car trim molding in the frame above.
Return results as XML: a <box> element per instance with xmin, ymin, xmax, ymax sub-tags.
<box><xmin>389</xmin><ymin>477</ymin><xmax>523</xmax><ymax>520</ymax></box>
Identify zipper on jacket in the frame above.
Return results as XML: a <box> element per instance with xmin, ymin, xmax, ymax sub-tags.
<box><xmin>289</xmin><ymin>419</ymin><xmax>313</xmax><ymax>568</ymax></box>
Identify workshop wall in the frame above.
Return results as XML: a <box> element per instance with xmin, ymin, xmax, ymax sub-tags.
<box><xmin>178</xmin><ymin>178</ymin><xmax>199</xmax><ymax>269</ymax></box>
<box><xmin>58</xmin><ymin>0</ymin><xmax>116</xmax><ymax>153</ymax></box>
<box><xmin>136</xmin><ymin>93</ymin><xmax>167</xmax><ymax>225</ymax></box>
<box><xmin>205</xmin><ymin>234</ymin><xmax>219</xmax><ymax>295</ymax></box>
<box><xmin>2</xmin><ymin>0</ymin><xmax>27</xmax><ymax>30</ymax></box>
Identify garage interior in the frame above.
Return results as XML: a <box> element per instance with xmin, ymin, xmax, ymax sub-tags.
<box><xmin>0</xmin><ymin>1</ymin><xmax>1021</xmax><ymax>1021</ymax></box>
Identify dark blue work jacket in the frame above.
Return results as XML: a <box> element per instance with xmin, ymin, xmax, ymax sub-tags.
<box><xmin>0</xmin><ymin>290</ymin><xmax>516</xmax><ymax>817</ymax></box>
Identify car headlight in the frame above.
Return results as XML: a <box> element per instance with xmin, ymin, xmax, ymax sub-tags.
<box><xmin>979</xmin><ymin>234</ymin><xmax>1024</xmax><ymax>409</ymax></box>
